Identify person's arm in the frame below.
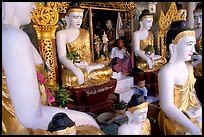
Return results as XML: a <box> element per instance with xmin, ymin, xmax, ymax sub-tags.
<box><xmin>56</xmin><ymin>31</ymin><xmax>84</xmax><ymax>85</ymax></box>
<box><xmin>133</xmin><ymin>32</ymin><xmax>153</xmax><ymax>69</ymax></box>
<box><xmin>158</xmin><ymin>67</ymin><xmax>201</xmax><ymax>135</ymax></box>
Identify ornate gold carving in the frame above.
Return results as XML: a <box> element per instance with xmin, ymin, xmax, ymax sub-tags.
<box><xmin>32</xmin><ymin>2</ymin><xmax>59</xmax><ymax>90</ymax></box>
<box><xmin>157</xmin><ymin>2</ymin><xmax>185</xmax><ymax>57</ymax></box>
<box><xmin>56</xmin><ymin>2</ymin><xmax>136</xmax><ymax>14</ymax></box>
<box><xmin>32</xmin><ymin>2</ymin><xmax>59</xmax><ymax>26</ymax></box>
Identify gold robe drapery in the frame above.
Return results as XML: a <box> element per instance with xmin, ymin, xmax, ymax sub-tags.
<box><xmin>158</xmin><ymin>62</ymin><xmax>202</xmax><ymax>135</ymax></box>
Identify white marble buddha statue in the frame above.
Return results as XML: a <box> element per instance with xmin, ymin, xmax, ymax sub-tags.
<box><xmin>118</xmin><ymin>94</ymin><xmax>151</xmax><ymax>135</ymax></box>
<box><xmin>133</xmin><ymin>9</ymin><xmax>166</xmax><ymax>72</ymax></box>
<box><xmin>2</xmin><ymin>2</ymin><xmax>102</xmax><ymax>135</ymax></box>
<box><xmin>158</xmin><ymin>20</ymin><xmax>202</xmax><ymax>135</ymax></box>
<box><xmin>56</xmin><ymin>2</ymin><xmax>112</xmax><ymax>88</ymax></box>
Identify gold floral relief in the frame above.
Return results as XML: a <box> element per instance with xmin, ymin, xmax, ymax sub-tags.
<box><xmin>158</xmin><ymin>2</ymin><xmax>183</xmax><ymax>57</ymax></box>
<box><xmin>32</xmin><ymin>2</ymin><xmax>59</xmax><ymax>26</ymax></box>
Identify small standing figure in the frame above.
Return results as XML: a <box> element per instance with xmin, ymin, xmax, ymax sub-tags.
<box><xmin>102</xmin><ymin>31</ymin><xmax>109</xmax><ymax>58</ymax></box>
<box><xmin>118</xmin><ymin>94</ymin><xmax>151</xmax><ymax>135</ymax></box>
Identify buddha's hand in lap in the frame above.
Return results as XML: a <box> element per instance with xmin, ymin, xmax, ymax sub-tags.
<box><xmin>150</xmin><ymin>55</ymin><xmax>162</xmax><ymax>60</ymax></box>
<box><xmin>74</xmin><ymin>67</ymin><xmax>85</xmax><ymax>85</ymax></box>
<box><xmin>85</xmin><ymin>63</ymin><xmax>105</xmax><ymax>74</ymax></box>
<box><xmin>146</xmin><ymin>57</ymin><xmax>153</xmax><ymax>69</ymax></box>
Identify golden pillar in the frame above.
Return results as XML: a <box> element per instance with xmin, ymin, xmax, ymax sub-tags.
<box><xmin>32</xmin><ymin>2</ymin><xmax>59</xmax><ymax>91</ymax></box>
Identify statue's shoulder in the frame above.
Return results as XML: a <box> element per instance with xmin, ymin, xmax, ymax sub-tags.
<box><xmin>158</xmin><ymin>63</ymin><xmax>175</xmax><ymax>77</ymax></box>
<box><xmin>56</xmin><ymin>29</ymin><xmax>67</xmax><ymax>36</ymax></box>
<box><xmin>3</xmin><ymin>25</ymin><xmax>29</xmax><ymax>42</ymax></box>
<box><xmin>80</xmin><ymin>28</ymin><xmax>89</xmax><ymax>34</ymax></box>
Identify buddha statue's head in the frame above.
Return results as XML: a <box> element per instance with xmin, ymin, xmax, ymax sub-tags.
<box><xmin>176</xmin><ymin>3</ymin><xmax>187</xmax><ymax>20</ymax></box>
<box><xmin>166</xmin><ymin>20</ymin><xmax>196</xmax><ymax>63</ymax></box>
<box><xmin>65</xmin><ymin>2</ymin><xmax>84</xmax><ymax>29</ymax></box>
<box><xmin>126</xmin><ymin>94</ymin><xmax>148</xmax><ymax>124</ymax></box>
<box><xmin>47</xmin><ymin>112</ymin><xmax>77</xmax><ymax>135</ymax></box>
<box><xmin>193</xmin><ymin>3</ymin><xmax>202</xmax><ymax>28</ymax></box>
<box><xmin>2</xmin><ymin>2</ymin><xmax>35</xmax><ymax>26</ymax></box>
<box><xmin>139</xmin><ymin>9</ymin><xmax>153</xmax><ymax>31</ymax></box>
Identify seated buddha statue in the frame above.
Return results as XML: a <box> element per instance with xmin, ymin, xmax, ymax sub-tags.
<box><xmin>2</xmin><ymin>2</ymin><xmax>101</xmax><ymax>134</ymax></box>
<box><xmin>56</xmin><ymin>2</ymin><xmax>112</xmax><ymax>88</ymax></box>
<box><xmin>158</xmin><ymin>20</ymin><xmax>202</xmax><ymax>135</ymax></box>
<box><xmin>191</xmin><ymin>3</ymin><xmax>202</xmax><ymax>77</ymax></box>
<box><xmin>133</xmin><ymin>9</ymin><xmax>166</xmax><ymax>72</ymax></box>
<box><xmin>118</xmin><ymin>94</ymin><xmax>151</xmax><ymax>135</ymax></box>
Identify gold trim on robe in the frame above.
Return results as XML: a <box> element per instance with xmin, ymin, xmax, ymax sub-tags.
<box><xmin>158</xmin><ymin>62</ymin><xmax>202</xmax><ymax>135</ymax></box>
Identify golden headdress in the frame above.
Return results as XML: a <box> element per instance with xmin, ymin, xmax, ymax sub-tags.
<box><xmin>66</xmin><ymin>2</ymin><xmax>84</xmax><ymax>16</ymax></box>
<box><xmin>48</xmin><ymin>125</ymin><xmax>76</xmax><ymax>135</ymax></box>
<box><xmin>128</xmin><ymin>102</ymin><xmax>148</xmax><ymax>114</ymax></box>
<box><xmin>172</xmin><ymin>30</ymin><xmax>195</xmax><ymax>44</ymax></box>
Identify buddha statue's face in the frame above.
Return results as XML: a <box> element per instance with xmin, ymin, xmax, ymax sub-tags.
<box><xmin>176</xmin><ymin>36</ymin><xmax>196</xmax><ymax>61</ymax></box>
<box><xmin>69</xmin><ymin>12</ymin><xmax>83</xmax><ymax>29</ymax></box>
<box><xmin>132</xmin><ymin>107</ymin><xmax>148</xmax><ymax>124</ymax></box>
<box><xmin>141</xmin><ymin>17</ymin><xmax>153</xmax><ymax>30</ymax></box>
<box><xmin>10</xmin><ymin>2</ymin><xmax>35</xmax><ymax>26</ymax></box>
<box><xmin>194</xmin><ymin>11</ymin><xmax>202</xmax><ymax>28</ymax></box>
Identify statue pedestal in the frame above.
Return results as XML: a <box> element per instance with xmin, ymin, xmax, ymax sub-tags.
<box><xmin>67</xmin><ymin>78</ymin><xmax>117</xmax><ymax>114</ymax></box>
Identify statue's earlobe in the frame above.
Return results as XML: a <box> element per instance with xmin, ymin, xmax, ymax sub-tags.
<box><xmin>126</xmin><ymin>111</ymin><xmax>133</xmax><ymax>124</ymax></box>
<box><xmin>169</xmin><ymin>44</ymin><xmax>177</xmax><ymax>63</ymax></box>
<box><xmin>139</xmin><ymin>21</ymin><xmax>143</xmax><ymax>31</ymax></box>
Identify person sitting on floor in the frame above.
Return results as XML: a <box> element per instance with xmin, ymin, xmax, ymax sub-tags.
<box><xmin>109</xmin><ymin>38</ymin><xmax>133</xmax><ymax>75</ymax></box>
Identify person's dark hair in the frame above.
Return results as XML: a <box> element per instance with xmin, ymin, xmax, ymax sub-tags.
<box><xmin>166</xmin><ymin>20</ymin><xmax>193</xmax><ymax>52</ymax></box>
<box><xmin>139</xmin><ymin>9</ymin><xmax>153</xmax><ymax>21</ymax></box>
<box><xmin>47</xmin><ymin>112</ymin><xmax>75</xmax><ymax>133</ymax></box>
<box><xmin>127</xmin><ymin>94</ymin><xmax>145</xmax><ymax>110</ymax></box>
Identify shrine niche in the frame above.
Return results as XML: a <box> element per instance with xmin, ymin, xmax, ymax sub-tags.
<box><xmin>157</xmin><ymin>2</ymin><xmax>186</xmax><ymax>59</ymax></box>
<box><xmin>56</xmin><ymin>2</ymin><xmax>136</xmax><ymax>61</ymax></box>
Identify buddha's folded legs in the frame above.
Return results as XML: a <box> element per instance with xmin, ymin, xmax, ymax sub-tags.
<box><xmin>136</xmin><ymin>57</ymin><xmax>167</xmax><ymax>72</ymax></box>
<box><xmin>61</xmin><ymin>67</ymin><xmax>113</xmax><ymax>88</ymax></box>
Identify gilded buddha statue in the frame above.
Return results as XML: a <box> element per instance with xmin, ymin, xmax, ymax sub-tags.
<box><xmin>2</xmin><ymin>2</ymin><xmax>103</xmax><ymax>135</ymax></box>
<box><xmin>133</xmin><ymin>9</ymin><xmax>166</xmax><ymax>72</ymax></box>
<box><xmin>56</xmin><ymin>2</ymin><xmax>113</xmax><ymax>88</ymax></box>
<box><xmin>118</xmin><ymin>94</ymin><xmax>151</xmax><ymax>135</ymax></box>
<box><xmin>158</xmin><ymin>20</ymin><xmax>202</xmax><ymax>135</ymax></box>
